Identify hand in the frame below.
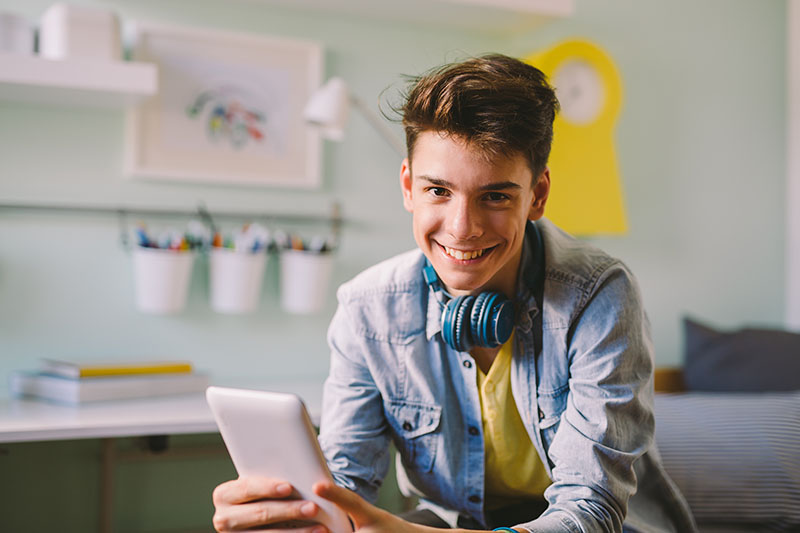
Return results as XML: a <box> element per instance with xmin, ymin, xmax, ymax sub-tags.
<box><xmin>212</xmin><ymin>476</ymin><xmax>326</xmax><ymax>532</ymax></box>
<box><xmin>313</xmin><ymin>480</ymin><xmax>424</xmax><ymax>532</ymax></box>
<box><xmin>315</xmin><ymin>481</ymin><xmax>477</xmax><ymax>533</ymax></box>
<box><xmin>314</xmin><ymin>481</ymin><xmax>524</xmax><ymax>533</ymax></box>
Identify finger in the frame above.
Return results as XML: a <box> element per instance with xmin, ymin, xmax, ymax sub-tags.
<box><xmin>270</xmin><ymin>526</ymin><xmax>328</xmax><ymax>533</ymax></box>
<box><xmin>212</xmin><ymin>499</ymin><xmax>319</xmax><ymax>531</ymax></box>
<box><xmin>313</xmin><ymin>481</ymin><xmax>385</xmax><ymax>527</ymax></box>
<box><xmin>312</xmin><ymin>481</ymin><xmax>360</xmax><ymax>512</ymax></box>
<box><xmin>213</xmin><ymin>477</ymin><xmax>294</xmax><ymax>505</ymax></box>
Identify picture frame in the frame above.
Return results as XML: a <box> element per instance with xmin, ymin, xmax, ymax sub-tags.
<box><xmin>124</xmin><ymin>22</ymin><xmax>322</xmax><ymax>188</ymax></box>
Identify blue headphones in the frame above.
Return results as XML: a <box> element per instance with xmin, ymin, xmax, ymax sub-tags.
<box><xmin>423</xmin><ymin>262</ymin><xmax>515</xmax><ymax>352</ymax></box>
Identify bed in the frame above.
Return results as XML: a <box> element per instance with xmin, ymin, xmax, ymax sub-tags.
<box><xmin>651</xmin><ymin>318</ymin><xmax>800</xmax><ymax>533</ymax></box>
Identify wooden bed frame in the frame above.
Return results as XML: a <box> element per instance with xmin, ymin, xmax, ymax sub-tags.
<box><xmin>654</xmin><ymin>367</ymin><xmax>686</xmax><ymax>393</ymax></box>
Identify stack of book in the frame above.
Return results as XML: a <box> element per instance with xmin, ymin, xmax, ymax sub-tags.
<box><xmin>9</xmin><ymin>358</ymin><xmax>209</xmax><ymax>404</ymax></box>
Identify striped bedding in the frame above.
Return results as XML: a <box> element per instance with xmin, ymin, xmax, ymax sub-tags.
<box><xmin>654</xmin><ymin>391</ymin><xmax>800</xmax><ymax>532</ymax></box>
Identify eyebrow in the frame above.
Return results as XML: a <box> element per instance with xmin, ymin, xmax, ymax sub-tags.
<box><xmin>418</xmin><ymin>176</ymin><xmax>522</xmax><ymax>192</ymax></box>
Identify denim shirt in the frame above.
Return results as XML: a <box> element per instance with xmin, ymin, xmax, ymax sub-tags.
<box><xmin>319</xmin><ymin>219</ymin><xmax>697</xmax><ymax>533</ymax></box>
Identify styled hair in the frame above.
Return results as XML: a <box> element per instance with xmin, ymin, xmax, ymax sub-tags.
<box><xmin>400</xmin><ymin>54</ymin><xmax>559</xmax><ymax>180</ymax></box>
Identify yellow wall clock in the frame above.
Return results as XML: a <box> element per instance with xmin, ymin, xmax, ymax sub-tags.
<box><xmin>525</xmin><ymin>40</ymin><xmax>627</xmax><ymax>235</ymax></box>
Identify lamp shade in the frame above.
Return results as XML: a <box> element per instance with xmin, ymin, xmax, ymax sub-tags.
<box><xmin>303</xmin><ymin>77</ymin><xmax>350</xmax><ymax>141</ymax></box>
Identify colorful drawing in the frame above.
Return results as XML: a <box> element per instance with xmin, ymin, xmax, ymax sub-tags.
<box><xmin>186</xmin><ymin>87</ymin><xmax>267</xmax><ymax>149</ymax></box>
<box><xmin>125</xmin><ymin>22</ymin><xmax>321</xmax><ymax>187</ymax></box>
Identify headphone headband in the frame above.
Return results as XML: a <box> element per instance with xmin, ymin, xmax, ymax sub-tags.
<box><xmin>422</xmin><ymin>263</ymin><xmax>440</xmax><ymax>290</ymax></box>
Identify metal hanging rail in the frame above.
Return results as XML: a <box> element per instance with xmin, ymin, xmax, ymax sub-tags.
<box><xmin>0</xmin><ymin>200</ymin><xmax>341</xmax><ymax>225</ymax></box>
<box><xmin>0</xmin><ymin>200</ymin><xmax>343</xmax><ymax>249</ymax></box>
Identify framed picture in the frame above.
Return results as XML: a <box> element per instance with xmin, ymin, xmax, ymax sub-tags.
<box><xmin>124</xmin><ymin>22</ymin><xmax>322</xmax><ymax>188</ymax></box>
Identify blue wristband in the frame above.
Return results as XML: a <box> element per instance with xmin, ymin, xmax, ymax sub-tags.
<box><xmin>493</xmin><ymin>528</ymin><xmax>517</xmax><ymax>532</ymax></box>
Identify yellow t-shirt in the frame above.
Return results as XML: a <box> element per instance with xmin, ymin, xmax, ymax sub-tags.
<box><xmin>476</xmin><ymin>332</ymin><xmax>551</xmax><ymax>509</ymax></box>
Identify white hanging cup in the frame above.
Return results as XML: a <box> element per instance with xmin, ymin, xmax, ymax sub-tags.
<box><xmin>132</xmin><ymin>247</ymin><xmax>195</xmax><ymax>314</ymax></box>
<box><xmin>279</xmin><ymin>249</ymin><xmax>334</xmax><ymax>315</ymax></box>
<box><xmin>209</xmin><ymin>248</ymin><xmax>268</xmax><ymax>314</ymax></box>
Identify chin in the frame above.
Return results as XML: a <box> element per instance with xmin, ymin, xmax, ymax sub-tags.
<box><xmin>435</xmin><ymin>271</ymin><xmax>489</xmax><ymax>295</ymax></box>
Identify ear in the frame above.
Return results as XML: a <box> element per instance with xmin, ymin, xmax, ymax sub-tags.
<box><xmin>400</xmin><ymin>158</ymin><xmax>414</xmax><ymax>213</ymax></box>
<box><xmin>528</xmin><ymin>168</ymin><xmax>550</xmax><ymax>221</ymax></box>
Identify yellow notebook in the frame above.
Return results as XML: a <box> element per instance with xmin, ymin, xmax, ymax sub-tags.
<box><xmin>41</xmin><ymin>359</ymin><xmax>193</xmax><ymax>379</ymax></box>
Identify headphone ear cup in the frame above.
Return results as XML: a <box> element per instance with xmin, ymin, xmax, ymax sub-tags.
<box><xmin>470</xmin><ymin>292</ymin><xmax>492</xmax><ymax>347</ymax></box>
<box><xmin>441</xmin><ymin>291</ymin><xmax>514</xmax><ymax>351</ymax></box>
<box><xmin>442</xmin><ymin>295</ymin><xmax>475</xmax><ymax>352</ymax></box>
<box><xmin>487</xmin><ymin>297</ymin><xmax>515</xmax><ymax>347</ymax></box>
<box><xmin>452</xmin><ymin>295</ymin><xmax>475</xmax><ymax>352</ymax></box>
<box><xmin>473</xmin><ymin>292</ymin><xmax>514</xmax><ymax>348</ymax></box>
<box><xmin>441</xmin><ymin>298</ymin><xmax>458</xmax><ymax>351</ymax></box>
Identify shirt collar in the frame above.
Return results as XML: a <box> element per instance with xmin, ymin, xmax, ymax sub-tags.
<box><xmin>426</xmin><ymin>286</ymin><xmax>443</xmax><ymax>341</ymax></box>
<box><xmin>515</xmin><ymin>221</ymin><xmax>544</xmax><ymax>333</ymax></box>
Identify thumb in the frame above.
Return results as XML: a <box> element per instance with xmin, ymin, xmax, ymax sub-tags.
<box><xmin>312</xmin><ymin>481</ymin><xmax>386</xmax><ymax>529</ymax></box>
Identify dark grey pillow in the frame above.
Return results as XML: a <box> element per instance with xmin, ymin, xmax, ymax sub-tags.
<box><xmin>683</xmin><ymin>317</ymin><xmax>800</xmax><ymax>392</ymax></box>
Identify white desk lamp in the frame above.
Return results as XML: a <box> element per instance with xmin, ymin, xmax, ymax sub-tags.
<box><xmin>304</xmin><ymin>77</ymin><xmax>406</xmax><ymax>157</ymax></box>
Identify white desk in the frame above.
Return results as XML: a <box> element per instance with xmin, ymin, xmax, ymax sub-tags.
<box><xmin>0</xmin><ymin>378</ymin><xmax>327</xmax><ymax>533</ymax></box>
<box><xmin>0</xmin><ymin>378</ymin><xmax>326</xmax><ymax>443</ymax></box>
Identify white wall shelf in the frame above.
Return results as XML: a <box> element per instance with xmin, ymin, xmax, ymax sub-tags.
<box><xmin>0</xmin><ymin>52</ymin><xmax>157</xmax><ymax>109</ymax></box>
<box><xmin>246</xmin><ymin>0</ymin><xmax>574</xmax><ymax>34</ymax></box>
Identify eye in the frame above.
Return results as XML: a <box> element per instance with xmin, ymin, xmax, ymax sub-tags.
<box><xmin>427</xmin><ymin>187</ymin><xmax>449</xmax><ymax>197</ymax></box>
<box><xmin>483</xmin><ymin>191</ymin><xmax>510</xmax><ymax>202</ymax></box>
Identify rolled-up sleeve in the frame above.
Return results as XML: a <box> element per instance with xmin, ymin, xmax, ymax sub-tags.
<box><xmin>520</xmin><ymin>264</ymin><xmax>655</xmax><ymax>533</ymax></box>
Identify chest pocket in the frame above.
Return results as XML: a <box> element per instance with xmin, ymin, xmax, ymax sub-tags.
<box><xmin>386</xmin><ymin>400</ymin><xmax>441</xmax><ymax>472</ymax></box>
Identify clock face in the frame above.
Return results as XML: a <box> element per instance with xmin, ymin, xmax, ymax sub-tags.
<box><xmin>552</xmin><ymin>59</ymin><xmax>605</xmax><ymax>125</ymax></box>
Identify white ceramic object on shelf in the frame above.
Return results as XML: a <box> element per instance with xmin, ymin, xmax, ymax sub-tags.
<box><xmin>0</xmin><ymin>12</ymin><xmax>33</xmax><ymax>55</ymax></box>
<box><xmin>39</xmin><ymin>3</ymin><xmax>121</xmax><ymax>61</ymax></box>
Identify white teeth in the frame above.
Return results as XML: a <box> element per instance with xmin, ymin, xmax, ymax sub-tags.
<box><xmin>444</xmin><ymin>246</ymin><xmax>485</xmax><ymax>260</ymax></box>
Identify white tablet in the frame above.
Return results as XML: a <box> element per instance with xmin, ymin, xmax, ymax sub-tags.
<box><xmin>206</xmin><ymin>386</ymin><xmax>352</xmax><ymax>533</ymax></box>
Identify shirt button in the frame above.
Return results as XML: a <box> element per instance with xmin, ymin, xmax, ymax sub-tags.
<box><xmin>462</xmin><ymin>360</ymin><xmax>472</xmax><ymax>369</ymax></box>
<box><xmin>468</xmin><ymin>495</ymin><xmax>481</xmax><ymax>504</ymax></box>
<box><xmin>402</xmin><ymin>421</ymin><xmax>413</xmax><ymax>431</ymax></box>
<box><xmin>468</xmin><ymin>426</ymin><xmax>479</xmax><ymax>436</ymax></box>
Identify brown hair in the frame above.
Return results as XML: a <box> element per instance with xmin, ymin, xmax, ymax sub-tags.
<box><xmin>400</xmin><ymin>54</ymin><xmax>559</xmax><ymax>180</ymax></box>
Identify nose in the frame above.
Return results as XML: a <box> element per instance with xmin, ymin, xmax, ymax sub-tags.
<box><xmin>448</xmin><ymin>197</ymin><xmax>482</xmax><ymax>241</ymax></box>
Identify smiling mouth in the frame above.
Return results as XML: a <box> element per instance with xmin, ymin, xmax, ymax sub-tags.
<box><xmin>440</xmin><ymin>244</ymin><xmax>495</xmax><ymax>261</ymax></box>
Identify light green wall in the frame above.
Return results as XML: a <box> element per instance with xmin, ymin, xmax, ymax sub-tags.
<box><xmin>0</xmin><ymin>0</ymin><xmax>501</xmax><ymax>397</ymax></box>
<box><xmin>0</xmin><ymin>0</ymin><xmax>787</xmax><ymax>390</ymax></box>
<box><xmin>507</xmin><ymin>0</ymin><xmax>787</xmax><ymax>362</ymax></box>
<box><xmin>0</xmin><ymin>0</ymin><xmax>787</xmax><ymax>531</ymax></box>
<box><xmin>0</xmin><ymin>2</ymin><xmax>501</xmax><ymax>531</ymax></box>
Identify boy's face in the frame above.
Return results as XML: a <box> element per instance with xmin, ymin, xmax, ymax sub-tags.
<box><xmin>400</xmin><ymin>131</ymin><xmax>549</xmax><ymax>298</ymax></box>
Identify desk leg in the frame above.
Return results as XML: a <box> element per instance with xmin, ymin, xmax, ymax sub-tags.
<box><xmin>100</xmin><ymin>438</ymin><xmax>115</xmax><ymax>533</ymax></box>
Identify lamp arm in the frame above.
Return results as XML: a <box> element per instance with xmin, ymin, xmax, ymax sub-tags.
<box><xmin>350</xmin><ymin>95</ymin><xmax>406</xmax><ymax>157</ymax></box>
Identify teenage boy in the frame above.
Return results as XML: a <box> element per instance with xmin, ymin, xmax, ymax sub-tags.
<box><xmin>212</xmin><ymin>54</ymin><xmax>697</xmax><ymax>533</ymax></box>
